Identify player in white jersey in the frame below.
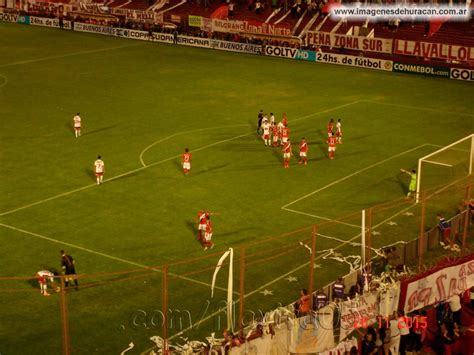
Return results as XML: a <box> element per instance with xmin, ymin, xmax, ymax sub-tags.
<box><xmin>94</xmin><ymin>155</ymin><xmax>105</xmax><ymax>184</ymax></box>
<box><xmin>336</xmin><ymin>119</ymin><xmax>342</xmax><ymax>144</ymax></box>
<box><xmin>73</xmin><ymin>113</ymin><xmax>81</xmax><ymax>138</ymax></box>
<box><xmin>261</xmin><ymin>121</ymin><xmax>271</xmax><ymax>146</ymax></box>
<box><xmin>36</xmin><ymin>270</ymin><xmax>57</xmax><ymax>296</ymax></box>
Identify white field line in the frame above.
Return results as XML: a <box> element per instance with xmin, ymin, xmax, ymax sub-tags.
<box><xmin>0</xmin><ymin>223</ymin><xmax>233</xmax><ymax>294</ymax></box>
<box><xmin>1</xmin><ymin>101</ymin><xmax>361</xmax><ymax>217</ymax></box>
<box><xmin>139</xmin><ymin>124</ymin><xmax>249</xmax><ymax>167</ymax></box>
<box><xmin>282</xmin><ymin>143</ymin><xmax>430</xmax><ymax>210</ymax></box>
<box><xmin>362</xmin><ymin>100</ymin><xmax>474</xmax><ymax>117</ymax></box>
<box><xmin>422</xmin><ymin>159</ymin><xmax>453</xmax><ymax>167</ymax></box>
<box><xmin>282</xmin><ymin>207</ymin><xmax>361</xmax><ymax>229</ymax></box>
<box><xmin>0</xmin><ymin>74</ymin><xmax>8</xmax><ymax>88</ymax></box>
<box><xmin>150</xmin><ymin>202</ymin><xmax>417</xmax><ymax>348</ymax></box>
<box><xmin>0</xmin><ymin>43</ymin><xmax>145</xmax><ymax>69</ymax></box>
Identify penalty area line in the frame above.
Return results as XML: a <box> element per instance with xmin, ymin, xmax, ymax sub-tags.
<box><xmin>282</xmin><ymin>143</ymin><xmax>431</xmax><ymax>214</ymax></box>
<box><xmin>0</xmin><ymin>223</ymin><xmax>232</xmax><ymax>293</ymax></box>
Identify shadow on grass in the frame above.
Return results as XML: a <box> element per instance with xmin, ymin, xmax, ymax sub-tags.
<box><xmin>192</xmin><ymin>163</ymin><xmax>229</xmax><ymax>176</ymax></box>
<box><xmin>85</xmin><ymin>168</ymin><xmax>96</xmax><ymax>182</ymax></box>
<box><xmin>81</xmin><ymin>125</ymin><xmax>118</xmax><ymax>137</ymax></box>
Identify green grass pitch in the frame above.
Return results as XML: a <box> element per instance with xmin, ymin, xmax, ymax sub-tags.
<box><xmin>0</xmin><ymin>22</ymin><xmax>473</xmax><ymax>354</ymax></box>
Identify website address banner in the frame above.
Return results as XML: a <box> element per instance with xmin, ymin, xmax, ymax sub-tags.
<box><xmin>393</xmin><ymin>62</ymin><xmax>450</xmax><ymax>78</ymax></box>
<box><xmin>307</xmin><ymin>31</ymin><xmax>392</xmax><ymax>54</ymax></box>
<box><xmin>393</xmin><ymin>39</ymin><xmax>474</xmax><ymax>62</ymax></box>
<box><xmin>316</xmin><ymin>52</ymin><xmax>393</xmax><ymax>71</ymax></box>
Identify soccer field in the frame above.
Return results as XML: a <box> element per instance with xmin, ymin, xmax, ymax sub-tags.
<box><xmin>0</xmin><ymin>22</ymin><xmax>473</xmax><ymax>354</ymax></box>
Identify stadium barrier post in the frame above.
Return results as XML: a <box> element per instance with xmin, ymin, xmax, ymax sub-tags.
<box><xmin>59</xmin><ymin>276</ymin><xmax>71</xmax><ymax>355</ymax></box>
<box><xmin>366</xmin><ymin>208</ymin><xmax>372</xmax><ymax>266</ymax></box>
<box><xmin>418</xmin><ymin>193</ymin><xmax>426</xmax><ymax>271</ymax></box>
<box><xmin>361</xmin><ymin>210</ymin><xmax>366</xmax><ymax>266</ymax></box>
<box><xmin>308</xmin><ymin>225</ymin><xmax>317</xmax><ymax>310</ymax></box>
<box><xmin>162</xmin><ymin>265</ymin><xmax>168</xmax><ymax>354</ymax></box>
<box><xmin>462</xmin><ymin>209</ymin><xmax>469</xmax><ymax>249</ymax></box>
<box><xmin>239</xmin><ymin>247</ymin><xmax>245</xmax><ymax>337</ymax></box>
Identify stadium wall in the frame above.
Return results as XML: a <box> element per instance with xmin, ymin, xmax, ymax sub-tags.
<box><xmin>2</xmin><ymin>12</ymin><xmax>473</xmax><ymax>82</ymax></box>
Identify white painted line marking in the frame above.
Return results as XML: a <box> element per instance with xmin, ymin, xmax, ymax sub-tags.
<box><xmin>422</xmin><ymin>160</ymin><xmax>453</xmax><ymax>167</ymax></box>
<box><xmin>0</xmin><ymin>223</ymin><xmax>232</xmax><ymax>293</ymax></box>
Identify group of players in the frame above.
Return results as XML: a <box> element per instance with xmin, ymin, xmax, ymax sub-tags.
<box><xmin>257</xmin><ymin>110</ymin><xmax>343</xmax><ymax>167</ymax></box>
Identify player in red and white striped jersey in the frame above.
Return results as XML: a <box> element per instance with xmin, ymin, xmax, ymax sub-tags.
<box><xmin>282</xmin><ymin>139</ymin><xmax>292</xmax><ymax>168</ymax></box>
<box><xmin>94</xmin><ymin>156</ymin><xmax>105</xmax><ymax>184</ymax></box>
<box><xmin>327</xmin><ymin>132</ymin><xmax>337</xmax><ymax>160</ymax></box>
<box><xmin>73</xmin><ymin>113</ymin><xmax>81</xmax><ymax>138</ymax></box>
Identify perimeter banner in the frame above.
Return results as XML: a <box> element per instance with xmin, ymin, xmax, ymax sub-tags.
<box><xmin>450</xmin><ymin>68</ymin><xmax>474</xmax><ymax>81</ymax></box>
<box><xmin>340</xmin><ymin>292</ymin><xmax>378</xmax><ymax>340</ymax></box>
<box><xmin>403</xmin><ymin>258</ymin><xmax>474</xmax><ymax>313</ymax></box>
<box><xmin>264</xmin><ymin>45</ymin><xmax>316</xmax><ymax>61</ymax></box>
<box><xmin>307</xmin><ymin>31</ymin><xmax>393</xmax><ymax>54</ymax></box>
<box><xmin>393</xmin><ymin>39</ymin><xmax>474</xmax><ymax>62</ymax></box>
<box><xmin>210</xmin><ymin>18</ymin><xmax>291</xmax><ymax>36</ymax></box>
<box><xmin>316</xmin><ymin>52</ymin><xmax>393</xmax><ymax>71</ymax></box>
<box><xmin>393</xmin><ymin>62</ymin><xmax>450</xmax><ymax>78</ymax></box>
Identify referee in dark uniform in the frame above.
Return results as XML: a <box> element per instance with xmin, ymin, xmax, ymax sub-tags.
<box><xmin>61</xmin><ymin>250</ymin><xmax>78</xmax><ymax>288</ymax></box>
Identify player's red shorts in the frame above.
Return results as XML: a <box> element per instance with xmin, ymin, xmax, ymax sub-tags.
<box><xmin>74</xmin><ymin>127</ymin><xmax>81</xmax><ymax>131</ymax></box>
<box><xmin>38</xmin><ymin>276</ymin><xmax>46</xmax><ymax>284</ymax></box>
<box><xmin>263</xmin><ymin>134</ymin><xmax>270</xmax><ymax>140</ymax></box>
<box><xmin>95</xmin><ymin>172</ymin><xmax>103</xmax><ymax>176</ymax></box>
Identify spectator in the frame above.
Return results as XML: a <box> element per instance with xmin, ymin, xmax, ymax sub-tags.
<box><xmin>411</xmin><ymin>310</ymin><xmax>426</xmax><ymax>354</ymax></box>
<box><xmin>448</xmin><ymin>294</ymin><xmax>462</xmax><ymax>326</ymax></box>
<box><xmin>389</xmin><ymin>313</ymin><xmax>401</xmax><ymax>355</ymax></box>
<box><xmin>379</xmin><ymin>325</ymin><xmax>391</xmax><ymax>355</ymax></box>
<box><xmin>297</xmin><ymin>288</ymin><xmax>310</xmax><ymax>316</ymax></box>
<box><xmin>436</xmin><ymin>302</ymin><xmax>447</xmax><ymax>326</ymax></box>
<box><xmin>229</xmin><ymin>2</ymin><xmax>234</xmax><ymax>17</ymax></box>
<box><xmin>470</xmin><ymin>286</ymin><xmax>474</xmax><ymax>309</ymax></box>
<box><xmin>61</xmin><ymin>250</ymin><xmax>78</xmax><ymax>288</ymax></box>
<box><xmin>398</xmin><ymin>310</ymin><xmax>410</xmax><ymax>355</ymax></box>
<box><xmin>314</xmin><ymin>290</ymin><xmax>327</xmax><ymax>310</ymax></box>
<box><xmin>332</xmin><ymin>278</ymin><xmax>344</xmax><ymax>301</ymax></box>
<box><xmin>441</xmin><ymin>322</ymin><xmax>455</xmax><ymax>355</ymax></box>
<box><xmin>361</xmin><ymin>331</ymin><xmax>377</xmax><ymax>355</ymax></box>
<box><xmin>437</xmin><ymin>214</ymin><xmax>453</xmax><ymax>249</ymax></box>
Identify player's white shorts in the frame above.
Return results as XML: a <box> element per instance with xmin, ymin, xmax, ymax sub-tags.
<box><xmin>300</xmin><ymin>152</ymin><xmax>307</xmax><ymax>157</ymax></box>
<box><xmin>198</xmin><ymin>224</ymin><xmax>207</xmax><ymax>231</ymax></box>
<box><xmin>328</xmin><ymin>146</ymin><xmax>336</xmax><ymax>152</ymax></box>
<box><xmin>183</xmin><ymin>162</ymin><xmax>191</xmax><ymax>170</ymax></box>
<box><xmin>282</xmin><ymin>137</ymin><xmax>288</xmax><ymax>143</ymax></box>
<box><xmin>204</xmin><ymin>233</ymin><xmax>213</xmax><ymax>241</ymax></box>
<box><xmin>283</xmin><ymin>153</ymin><xmax>291</xmax><ymax>159</ymax></box>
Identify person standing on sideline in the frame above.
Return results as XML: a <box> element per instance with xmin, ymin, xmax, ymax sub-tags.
<box><xmin>61</xmin><ymin>250</ymin><xmax>78</xmax><ymax>288</ymax></box>
<box><xmin>73</xmin><ymin>113</ymin><xmax>81</xmax><ymax>138</ymax></box>
<box><xmin>173</xmin><ymin>28</ymin><xmax>178</xmax><ymax>44</ymax></box>
<box><xmin>94</xmin><ymin>155</ymin><xmax>105</xmax><ymax>184</ymax></box>
<box><xmin>400</xmin><ymin>168</ymin><xmax>417</xmax><ymax>200</ymax></box>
